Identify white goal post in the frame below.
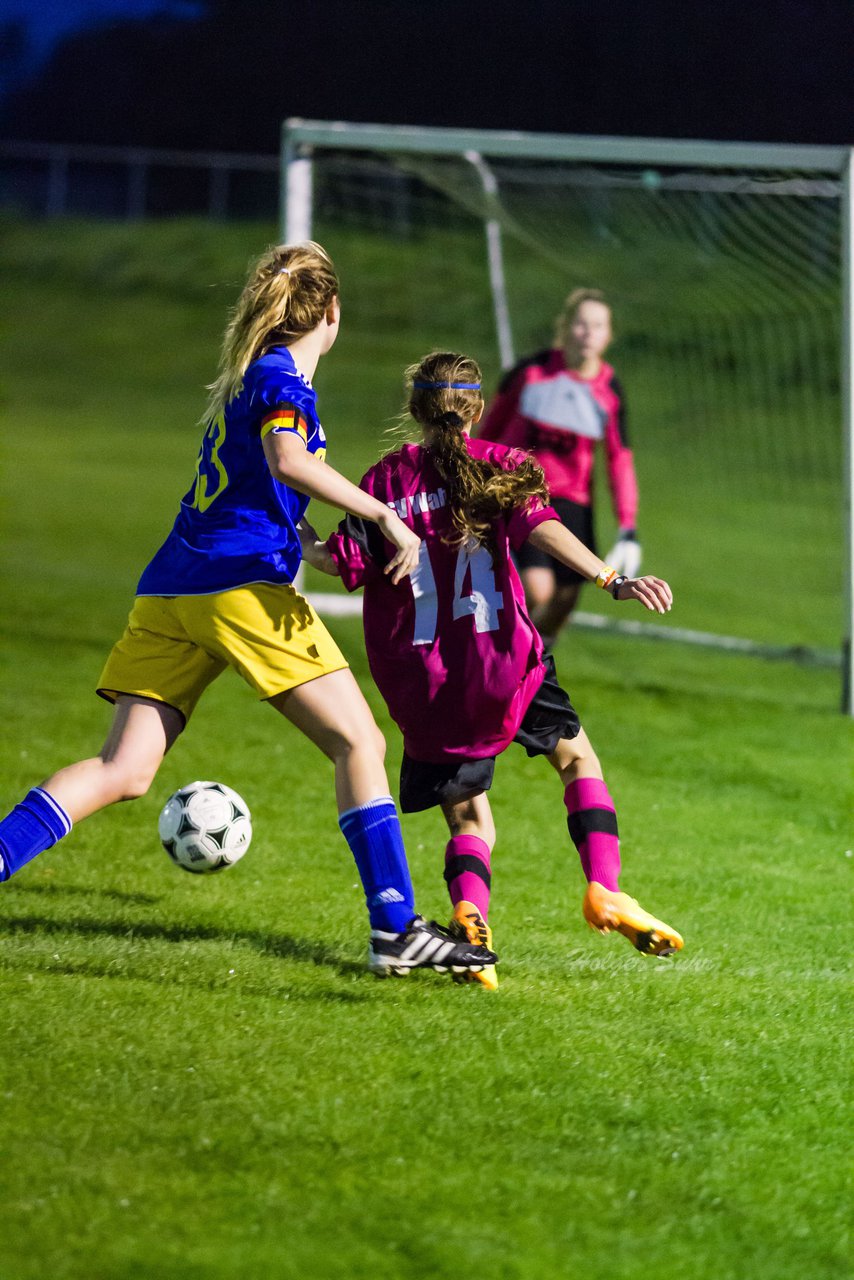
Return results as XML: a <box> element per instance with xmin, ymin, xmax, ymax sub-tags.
<box><xmin>280</xmin><ymin>118</ymin><xmax>853</xmax><ymax>715</ymax></box>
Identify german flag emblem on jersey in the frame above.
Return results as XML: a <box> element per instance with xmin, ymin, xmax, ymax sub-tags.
<box><xmin>260</xmin><ymin>403</ymin><xmax>309</xmax><ymax>443</ymax></box>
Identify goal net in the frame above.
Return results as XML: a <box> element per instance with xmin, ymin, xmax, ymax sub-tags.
<box><xmin>281</xmin><ymin>121</ymin><xmax>853</xmax><ymax>711</ymax></box>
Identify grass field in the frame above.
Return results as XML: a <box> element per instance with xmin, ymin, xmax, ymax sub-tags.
<box><xmin>0</xmin><ymin>217</ymin><xmax>851</xmax><ymax>1280</ymax></box>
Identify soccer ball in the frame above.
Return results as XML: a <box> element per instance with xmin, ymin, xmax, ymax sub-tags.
<box><xmin>158</xmin><ymin>781</ymin><xmax>252</xmax><ymax>874</ymax></box>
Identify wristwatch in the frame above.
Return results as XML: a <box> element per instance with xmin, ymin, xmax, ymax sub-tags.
<box><xmin>610</xmin><ymin>575</ymin><xmax>628</xmax><ymax>599</ymax></box>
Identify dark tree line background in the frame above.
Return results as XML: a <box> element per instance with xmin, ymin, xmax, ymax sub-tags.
<box><xmin>1</xmin><ymin>0</ymin><xmax>852</xmax><ymax>151</ymax></box>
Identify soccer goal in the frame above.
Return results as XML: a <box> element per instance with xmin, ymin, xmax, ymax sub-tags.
<box><xmin>280</xmin><ymin>119</ymin><xmax>853</xmax><ymax>714</ymax></box>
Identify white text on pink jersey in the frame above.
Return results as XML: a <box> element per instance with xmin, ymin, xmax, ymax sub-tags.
<box><xmin>386</xmin><ymin>487</ymin><xmax>447</xmax><ymax>521</ymax></box>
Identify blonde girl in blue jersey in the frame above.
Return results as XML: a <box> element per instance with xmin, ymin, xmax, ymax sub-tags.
<box><xmin>0</xmin><ymin>241</ymin><xmax>495</xmax><ymax>979</ymax></box>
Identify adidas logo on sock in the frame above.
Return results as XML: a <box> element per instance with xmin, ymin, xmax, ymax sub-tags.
<box><xmin>371</xmin><ymin>887</ymin><xmax>406</xmax><ymax>906</ymax></box>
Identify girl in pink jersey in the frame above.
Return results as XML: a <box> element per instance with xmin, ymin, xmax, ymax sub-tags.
<box><xmin>478</xmin><ymin>289</ymin><xmax>641</xmax><ymax>651</ymax></box>
<box><xmin>302</xmin><ymin>351</ymin><xmax>683</xmax><ymax>990</ymax></box>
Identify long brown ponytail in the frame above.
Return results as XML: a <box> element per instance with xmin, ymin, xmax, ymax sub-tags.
<box><xmin>406</xmin><ymin>352</ymin><xmax>549</xmax><ymax>560</ymax></box>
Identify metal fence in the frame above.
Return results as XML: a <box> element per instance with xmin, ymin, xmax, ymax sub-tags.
<box><xmin>0</xmin><ymin>140</ymin><xmax>280</xmax><ymax>220</ymax></box>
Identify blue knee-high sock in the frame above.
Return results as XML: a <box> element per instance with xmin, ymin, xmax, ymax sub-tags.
<box><xmin>0</xmin><ymin>787</ymin><xmax>73</xmax><ymax>881</ymax></box>
<box><xmin>338</xmin><ymin>796</ymin><xmax>415</xmax><ymax>933</ymax></box>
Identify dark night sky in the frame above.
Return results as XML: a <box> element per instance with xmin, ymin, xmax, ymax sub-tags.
<box><xmin>0</xmin><ymin>0</ymin><xmax>851</xmax><ymax>150</ymax></box>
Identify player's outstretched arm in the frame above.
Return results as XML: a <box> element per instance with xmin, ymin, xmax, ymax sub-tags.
<box><xmin>296</xmin><ymin>518</ymin><xmax>340</xmax><ymax>577</ymax></box>
<box><xmin>264</xmin><ymin>431</ymin><xmax>420</xmax><ymax>584</ymax></box>
<box><xmin>525</xmin><ymin>518</ymin><xmax>672</xmax><ymax>614</ymax></box>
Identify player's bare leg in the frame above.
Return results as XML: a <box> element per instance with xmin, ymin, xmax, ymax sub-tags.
<box><xmin>41</xmin><ymin>696</ymin><xmax>183</xmax><ymax>821</ymax></box>
<box><xmin>270</xmin><ymin>666</ymin><xmax>389</xmax><ymax>812</ymax></box>
<box><xmin>547</xmin><ymin>731</ymin><xmax>683</xmax><ymax>957</ymax></box>
<box><xmin>547</xmin><ymin>725</ymin><xmax>604</xmax><ymax>786</ymax></box>
<box><xmin>0</xmin><ymin>696</ymin><xmax>182</xmax><ymax>883</ymax></box>
<box><xmin>441</xmin><ymin>792</ymin><xmax>498</xmax><ymax>990</ymax></box>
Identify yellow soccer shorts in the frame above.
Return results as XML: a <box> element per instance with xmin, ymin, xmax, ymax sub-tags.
<box><xmin>97</xmin><ymin>582</ymin><xmax>348</xmax><ymax>724</ymax></box>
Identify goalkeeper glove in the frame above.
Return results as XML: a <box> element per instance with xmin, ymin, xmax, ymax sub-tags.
<box><xmin>605</xmin><ymin>529</ymin><xmax>641</xmax><ymax>578</ymax></box>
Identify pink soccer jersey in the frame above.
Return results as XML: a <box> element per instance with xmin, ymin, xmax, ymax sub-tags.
<box><xmin>326</xmin><ymin>439</ymin><xmax>559</xmax><ymax>763</ymax></box>
<box><xmin>478</xmin><ymin>349</ymin><xmax>638</xmax><ymax>529</ymax></box>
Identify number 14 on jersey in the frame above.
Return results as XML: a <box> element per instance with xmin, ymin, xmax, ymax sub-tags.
<box><xmin>410</xmin><ymin>542</ymin><xmax>504</xmax><ymax>645</ymax></box>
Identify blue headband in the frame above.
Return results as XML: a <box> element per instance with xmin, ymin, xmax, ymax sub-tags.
<box><xmin>413</xmin><ymin>380</ymin><xmax>482</xmax><ymax>390</ymax></box>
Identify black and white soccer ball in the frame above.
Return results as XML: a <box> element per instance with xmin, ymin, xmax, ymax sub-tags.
<box><xmin>158</xmin><ymin>781</ymin><xmax>252</xmax><ymax>874</ymax></box>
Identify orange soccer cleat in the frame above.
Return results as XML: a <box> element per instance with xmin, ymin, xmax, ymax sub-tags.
<box><xmin>583</xmin><ymin>882</ymin><xmax>683</xmax><ymax>957</ymax></box>
<box><xmin>448</xmin><ymin>901</ymin><xmax>499</xmax><ymax>991</ymax></box>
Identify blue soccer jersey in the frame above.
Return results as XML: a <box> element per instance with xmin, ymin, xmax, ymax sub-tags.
<box><xmin>137</xmin><ymin>347</ymin><xmax>327</xmax><ymax>596</ymax></box>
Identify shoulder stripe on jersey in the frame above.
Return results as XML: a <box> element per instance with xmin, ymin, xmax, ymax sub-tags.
<box><xmin>260</xmin><ymin>403</ymin><xmax>309</xmax><ymax>443</ymax></box>
<box><xmin>605</xmin><ymin>373</ymin><xmax>630</xmax><ymax>446</ymax></box>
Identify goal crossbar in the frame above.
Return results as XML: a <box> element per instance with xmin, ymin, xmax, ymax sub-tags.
<box><xmin>282</xmin><ymin>118</ymin><xmax>848</xmax><ymax>172</ymax></box>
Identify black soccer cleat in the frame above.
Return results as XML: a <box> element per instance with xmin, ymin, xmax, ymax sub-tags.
<box><xmin>368</xmin><ymin>914</ymin><xmax>498</xmax><ymax>977</ymax></box>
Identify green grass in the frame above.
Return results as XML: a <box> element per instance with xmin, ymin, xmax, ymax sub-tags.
<box><xmin>0</xmin><ymin>217</ymin><xmax>851</xmax><ymax>1280</ymax></box>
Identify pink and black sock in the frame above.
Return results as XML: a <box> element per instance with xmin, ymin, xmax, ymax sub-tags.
<box><xmin>443</xmin><ymin>834</ymin><xmax>492</xmax><ymax>921</ymax></box>
<box><xmin>564</xmin><ymin>777</ymin><xmax>621</xmax><ymax>892</ymax></box>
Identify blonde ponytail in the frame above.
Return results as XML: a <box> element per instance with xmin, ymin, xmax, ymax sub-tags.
<box><xmin>201</xmin><ymin>240</ymin><xmax>338</xmax><ymax>424</ymax></box>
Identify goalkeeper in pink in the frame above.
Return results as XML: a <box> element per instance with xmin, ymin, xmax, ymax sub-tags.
<box><xmin>477</xmin><ymin>289</ymin><xmax>640</xmax><ymax>651</ymax></box>
<box><xmin>302</xmin><ymin>351</ymin><xmax>683</xmax><ymax>990</ymax></box>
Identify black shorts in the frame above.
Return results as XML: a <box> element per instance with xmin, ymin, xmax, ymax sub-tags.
<box><xmin>399</xmin><ymin>655</ymin><xmax>582</xmax><ymax>813</ymax></box>
<box><xmin>515</xmin><ymin>497</ymin><xmax>596</xmax><ymax>586</ymax></box>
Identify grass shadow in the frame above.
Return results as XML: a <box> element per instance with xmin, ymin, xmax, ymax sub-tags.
<box><xmin>0</xmin><ymin>910</ymin><xmax>368</xmax><ymax>984</ymax></box>
<box><xmin>9</xmin><ymin>881</ymin><xmax>161</xmax><ymax>906</ymax></box>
